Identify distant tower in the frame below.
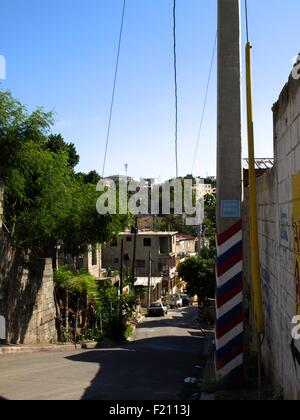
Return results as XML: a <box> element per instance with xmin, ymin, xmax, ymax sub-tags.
<box><xmin>215</xmin><ymin>0</ymin><xmax>243</xmax><ymax>385</ymax></box>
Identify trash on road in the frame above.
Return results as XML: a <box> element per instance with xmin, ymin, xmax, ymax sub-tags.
<box><xmin>184</xmin><ymin>377</ymin><xmax>198</xmax><ymax>384</ymax></box>
<box><xmin>191</xmin><ymin>392</ymin><xmax>201</xmax><ymax>400</ymax></box>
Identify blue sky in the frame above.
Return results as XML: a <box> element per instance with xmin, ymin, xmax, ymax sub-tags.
<box><xmin>1</xmin><ymin>0</ymin><xmax>300</xmax><ymax>180</ymax></box>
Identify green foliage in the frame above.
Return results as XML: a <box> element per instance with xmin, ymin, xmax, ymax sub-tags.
<box><xmin>76</xmin><ymin>170</ymin><xmax>101</xmax><ymax>185</ymax></box>
<box><xmin>45</xmin><ymin>134</ymin><xmax>79</xmax><ymax>169</ymax></box>
<box><xmin>177</xmin><ymin>251</ymin><xmax>216</xmax><ymax>299</ymax></box>
<box><xmin>54</xmin><ymin>266</ymin><xmax>100</xmax><ymax>305</ymax></box>
<box><xmin>124</xmin><ymin>326</ymin><xmax>134</xmax><ymax>340</ymax></box>
<box><xmin>98</xmin><ymin>281</ymin><xmax>136</xmax><ymax>342</ymax></box>
<box><xmin>204</xmin><ymin>193</ymin><xmax>216</xmax><ymax>209</ymax></box>
<box><xmin>54</xmin><ymin>269</ymin><xmax>136</xmax><ymax>343</ymax></box>
<box><xmin>0</xmin><ymin>89</ymin><xmax>130</xmax><ymax>256</ymax></box>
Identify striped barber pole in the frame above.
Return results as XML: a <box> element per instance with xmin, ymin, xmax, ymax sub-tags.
<box><xmin>215</xmin><ymin>220</ymin><xmax>244</xmax><ymax>384</ymax></box>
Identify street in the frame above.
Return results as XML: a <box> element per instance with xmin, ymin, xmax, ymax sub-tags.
<box><xmin>0</xmin><ymin>306</ymin><xmax>211</xmax><ymax>400</ymax></box>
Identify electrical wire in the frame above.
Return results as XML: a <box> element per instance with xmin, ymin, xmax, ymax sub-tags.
<box><xmin>173</xmin><ymin>0</ymin><xmax>179</xmax><ymax>179</ymax></box>
<box><xmin>191</xmin><ymin>31</ymin><xmax>217</xmax><ymax>175</ymax></box>
<box><xmin>102</xmin><ymin>0</ymin><xmax>126</xmax><ymax>178</ymax></box>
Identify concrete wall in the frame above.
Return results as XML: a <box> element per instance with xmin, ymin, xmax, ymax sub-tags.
<box><xmin>243</xmin><ymin>71</ymin><xmax>300</xmax><ymax>399</ymax></box>
<box><xmin>0</xmin><ymin>232</ymin><xmax>57</xmax><ymax>345</ymax></box>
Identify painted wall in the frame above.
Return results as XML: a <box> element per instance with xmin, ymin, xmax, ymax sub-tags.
<box><xmin>243</xmin><ymin>71</ymin><xmax>300</xmax><ymax>399</ymax></box>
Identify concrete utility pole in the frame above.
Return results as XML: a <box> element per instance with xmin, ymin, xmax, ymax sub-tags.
<box><xmin>217</xmin><ymin>0</ymin><xmax>242</xmax><ymax>232</ymax></box>
<box><xmin>215</xmin><ymin>0</ymin><xmax>243</xmax><ymax>384</ymax></box>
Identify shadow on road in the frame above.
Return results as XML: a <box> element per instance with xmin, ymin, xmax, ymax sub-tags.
<box><xmin>139</xmin><ymin>307</ymin><xmax>201</xmax><ymax>331</ymax></box>
<box><xmin>66</xmin><ymin>334</ymin><xmax>210</xmax><ymax>401</ymax></box>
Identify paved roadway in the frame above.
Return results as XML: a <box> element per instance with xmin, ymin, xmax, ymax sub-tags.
<box><xmin>0</xmin><ymin>306</ymin><xmax>211</xmax><ymax>400</ymax></box>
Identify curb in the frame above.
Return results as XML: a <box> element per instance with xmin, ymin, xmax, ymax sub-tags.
<box><xmin>199</xmin><ymin>350</ymin><xmax>217</xmax><ymax>400</ymax></box>
<box><xmin>0</xmin><ymin>344</ymin><xmax>77</xmax><ymax>356</ymax></box>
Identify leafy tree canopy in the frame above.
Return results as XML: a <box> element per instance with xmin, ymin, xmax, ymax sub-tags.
<box><xmin>46</xmin><ymin>134</ymin><xmax>79</xmax><ymax>169</ymax></box>
<box><xmin>0</xmin><ymin>90</ymin><xmax>129</xmax><ymax>256</ymax></box>
<box><xmin>177</xmin><ymin>251</ymin><xmax>216</xmax><ymax>299</ymax></box>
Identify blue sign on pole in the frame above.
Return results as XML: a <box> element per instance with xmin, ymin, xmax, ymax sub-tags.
<box><xmin>221</xmin><ymin>200</ymin><xmax>241</xmax><ymax>218</ymax></box>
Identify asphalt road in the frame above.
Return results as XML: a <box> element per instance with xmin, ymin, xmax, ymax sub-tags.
<box><xmin>0</xmin><ymin>306</ymin><xmax>210</xmax><ymax>400</ymax></box>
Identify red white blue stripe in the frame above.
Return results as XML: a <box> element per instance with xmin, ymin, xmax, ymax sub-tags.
<box><xmin>215</xmin><ymin>220</ymin><xmax>243</xmax><ymax>384</ymax></box>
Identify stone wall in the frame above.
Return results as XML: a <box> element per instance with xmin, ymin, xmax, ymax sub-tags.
<box><xmin>0</xmin><ymin>232</ymin><xmax>57</xmax><ymax>345</ymax></box>
<box><xmin>243</xmin><ymin>70</ymin><xmax>300</xmax><ymax>399</ymax></box>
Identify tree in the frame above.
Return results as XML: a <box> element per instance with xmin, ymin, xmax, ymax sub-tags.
<box><xmin>45</xmin><ymin>134</ymin><xmax>79</xmax><ymax>169</ymax></box>
<box><xmin>0</xmin><ymin>91</ymin><xmax>70</xmax><ymax>253</ymax></box>
<box><xmin>76</xmin><ymin>170</ymin><xmax>101</xmax><ymax>185</ymax></box>
<box><xmin>204</xmin><ymin>193</ymin><xmax>216</xmax><ymax>209</ymax></box>
<box><xmin>0</xmin><ymin>90</ymin><xmax>129</xmax><ymax>257</ymax></box>
<box><xmin>61</xmin><ymin>180</ymin><xmax>129</xmax><ymax>257</ymax></box>
<box><xmin>177</xmin><ymin>253</ymin><xmax>216</xmax><ymax>299</ymax></box>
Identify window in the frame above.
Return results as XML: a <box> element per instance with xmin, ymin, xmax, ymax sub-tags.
<box><xmin>144</xmin><ymin>238</ymin><xmax>151</xmax><ymax>247</ymax></box>
<box><xmin>159</xmin><ymin>237</ymin><xmax>169</xmax><ymax>254</ymax></box>
<box><xmin>126</xmin><ymin>237</ymin><xmax>132</xmax><ymax>242</ymax></box>
<box><xmin>114</xmin><ymin>258</ymin><xmax>119</xmax><ymax>264</ymax></box>
<box><xmin>136</xmin><ymin>260</ymin><xmax>146</xmax><ymax>268</ymax></box>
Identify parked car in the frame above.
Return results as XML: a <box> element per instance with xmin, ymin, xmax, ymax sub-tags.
<box><xmin>169</xmin><ymin>294</ymin><xmax>183</xmax><ymax>309</ymax></box>
<box><xmin>148</xmin><ymin>302</ymin><xmax>168</xmax><ymax>317</ymax></box>
<box><xmin>181</xmin><ymin>294</ymin><xmax>191</xmax><ymax>307</ymax></box>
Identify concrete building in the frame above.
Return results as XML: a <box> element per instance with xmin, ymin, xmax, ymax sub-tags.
<box><xmin>102</xmin><ymin>231</ymin><xmax>178</xmax><ymax>306</ymax></box>
<box><xmin>176</xmin><ymin>235</ymin><xmax>196</xmax><ymax>258</ymax></box>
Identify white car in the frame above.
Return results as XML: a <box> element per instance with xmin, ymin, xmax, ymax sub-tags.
<box><xmin>169</xmin><ymin>294</ymin><xmax>183</xmax><ymax>309</ymax></box>
<box><xmin>148</xmin><ymin>302</ymin><xmax>168</xmax><ymax>317</ymax></box>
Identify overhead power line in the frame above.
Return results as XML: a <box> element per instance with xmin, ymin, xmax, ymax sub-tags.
<box><xmin>173</xmin><ymin>0</ymin><xmax>179</xmax><ymax>179</ymax></box>
<box><xmin>102</xmin><ymin>0</ymin><xmax>126</xmax><ymax>178</ymax></box>
<box><xmin>191</xmin><ymin>31</ymin><xmax>217</xmax><ymax>175</ymax></box>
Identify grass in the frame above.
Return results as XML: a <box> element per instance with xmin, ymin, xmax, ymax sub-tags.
<box><xmin>124</xmin><ymin>326</ymin><xmax>135</xmax><ymax>340</ymax></box>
